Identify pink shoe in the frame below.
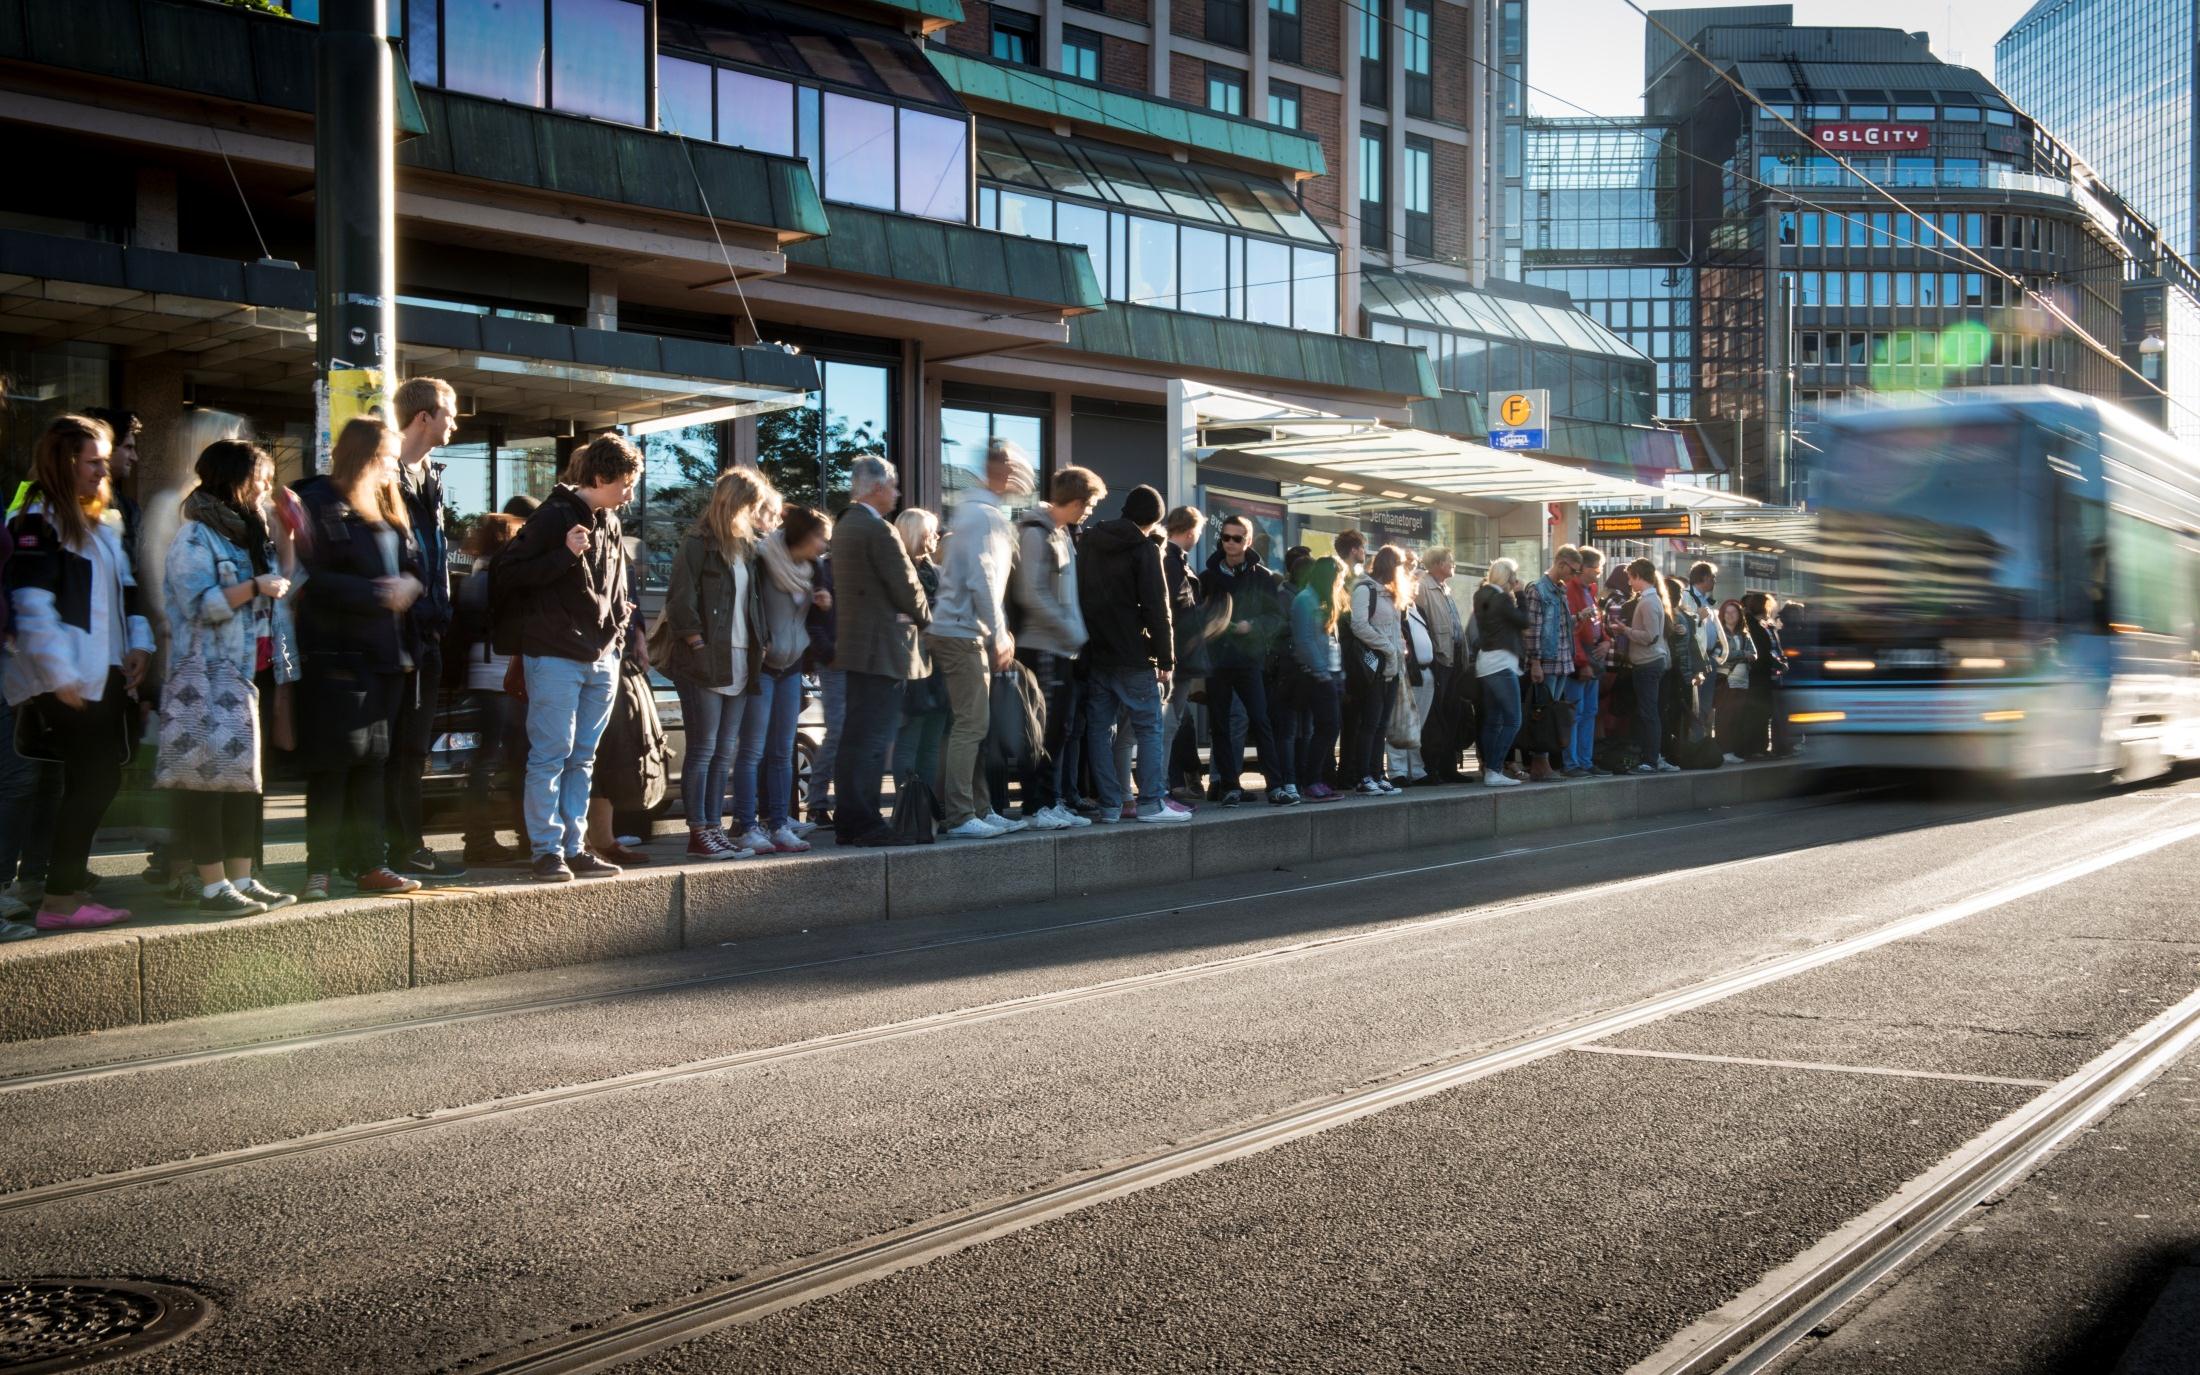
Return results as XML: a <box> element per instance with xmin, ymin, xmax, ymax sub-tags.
<box><xmin>36</xmin><ymin>902</ymin><xmax>132</xmax><ymax>931</ymax></box>
<box><xmin>1162</xmin><ymin>799</ymin><xmax>1194</xmax><ymax>815</ymax></box>
<box><xmin>1119</xmin><ymin>801</ymin><xmax>1137</xmax><ymax>820</ymax></box>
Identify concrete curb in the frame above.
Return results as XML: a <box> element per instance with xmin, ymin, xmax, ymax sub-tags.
<box><xmin>0</xmin><ymin>762</ymin><xmax>1812</xmax><ymax>1043</ymax></box>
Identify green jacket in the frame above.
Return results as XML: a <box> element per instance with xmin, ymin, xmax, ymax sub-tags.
<box><xmin>663</xmin><ymin>531</ymin><xmax>760</xmax><ymax>693</ymax></box>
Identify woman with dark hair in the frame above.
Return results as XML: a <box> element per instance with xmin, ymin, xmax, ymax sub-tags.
<box><xmin>451</xmin><ymin>513</ymin><xmax>528</xmax><ymax>863</ymax></box>
<box><xmin>293</xmin><ymin>417</ymin><xmax>426</xmax><ymax>901</ymax></box>
<box><xmin>1</xmin><ymin>415</ymin><xmax>154</xmax><ymax>931</ymax></box>
<box><xmin>1736</xmin><ymin>590</ymin><xmax>1784</xmax><ymax>761</ymax></box>
<box><xmin>159</xmin><ymin>439</ymin><xmax>299</xmax><ymax>915</ymax></box>
<box><xmin>1287</xmin><ymin>554</ymin><xmax>1348</xmax><ymax>801</ymax></box>
<box><xmin>1342</xmin><ymin>544</ymin><xmax>1408</xmax><ymax>794</ymax></box>
<box><xmin>1714</xmin><ymin>596</ymin><xmax>1755</xmax><ymax>765</ymax></box>
<box><xmin>729</xmin><ymin>503</ymin><xmax>832</xmax><ymax>855</ymax></box>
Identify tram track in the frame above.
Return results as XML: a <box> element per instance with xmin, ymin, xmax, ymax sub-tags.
<box><xmin>436</xmin><ymin>816</ymin><xmax>2200</xmax><ymax>1375</ymax></box>
<box><xmin>0</xmin><ymin>789</ymin><xmax>1896</xmax><ymax>1095</ymax></box>
<box><xmin>0</xmin><ymin>802</ymin><xmax>1925</xmax><ymax>1218</ymax></box>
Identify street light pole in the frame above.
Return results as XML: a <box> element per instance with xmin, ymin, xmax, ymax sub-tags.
<box><xmin>314</xmin><ymin>0</ymin><xmax>398</xmax><ymax>471</ymax></box>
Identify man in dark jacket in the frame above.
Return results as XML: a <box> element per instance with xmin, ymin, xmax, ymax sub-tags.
<box><xmin>827</xmin><ymin>455</ymin><xmax>928</xmax><ymax>845</ymax></box>
<box><xmin>1075</xmin><ymin>486</ymin><xmax>1185</xmax><ymax>824</ymax></box>
<box><xmin>1201</xmin><ymin>515</ymin><xmax>1286</xmax><ymax>805</ymax></box>
<box><xmin>492</xmin><ymin>432</ymin><xmax>639</xmax><ymax>883</ymax></box>
<box><xmin>386</xmin><ymin>377</ymin><xmax>465</xmax><ymax>877</ymax></box>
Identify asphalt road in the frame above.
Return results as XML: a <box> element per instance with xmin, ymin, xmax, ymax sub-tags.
<box><xmin>3</xmin><ymin>774</ymin><xmax>2197</xmax><ymax>1374</ymax></box>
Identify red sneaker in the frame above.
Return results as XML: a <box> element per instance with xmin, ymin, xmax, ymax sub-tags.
<box><xmin>352</xmin><ymin>868</ymin><xmax>422</xmax><ymax>895</ymax></box>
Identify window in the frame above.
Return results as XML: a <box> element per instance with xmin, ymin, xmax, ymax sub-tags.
<box><xmin>1895</xmin><ymin>104</ymin><xmax>1935</xmax><ymax>120</ymax></box>
<box><xmin>550</xmin><ymin>0</ymin><xmax>644</xmax><ymax>123</ymax></box>
<box><xmin>1871</xmin><ymin>212</ymin><xmax>1891</xmax><ymax>248</ymax></box>
<box><xmin>1848</xmin><ymin>104</ymin><xmax>1889</xmax><ymax>120</ymax></box>
<box><xmin>1267</xmin><ymin>80</ymin><xmax>1300</xmax><ymax>129</ymax></box>
<box><xmin>1128</xmin><ymin>217</ymin><xmax>1178</xmax><ymax>308</ymax></box>
<box><xmin>1207</xmin><ymin>65</ymin><xmax>1246</xmax><ymax>117</ymax></box>
<box><xmin>1180</xmin><ymin>227</ymin><xmax>1229</xmax><ymax>314</ymax></box>
<box><xmin>658</xmin><ymin>55</ymin><xmax>712</xmax><ymax>137</ymax></box>
<box><xmin>1402</xmin><ymin>0</ymin><xmax>1432</xmax><ymax>119</ymax></box>
<box><xmin>1847</xmin><ymin>272</ymin><xmax>1868</xmax><ymax>307</ymax></box>
<box><xmin>1403</xmin><ymin>137</ymin><xmax>1433</xmax><ymax>257</ymax></box>
<box><xmin>1943</xmin><ymin>105</ymin><xmax>1981</xmax><ymax>123</ymax></box>
<box><xmin>1207</xmin><ymin>0</ymin><xmax>1249</xmax><ymax>49</ymax></box>
<box><xmin>717</xmin><ymin>70</ymin><xmax>794</xmax><ymax>157</ymax></box>
<box><xmin>1894</xmin><ymin>272</ymin><xmax>1913</xmax><ymax>307</ymax></box>
<box><xmin>1964</xmin><ymin>214</ymin><xmax>1984</xmax><ymax>247</ymax></box>
<box><xmin>1359</xmin><ymin>125</ymin><xmax>1385</xmax><ymax>249</ymax></box>
<box><xmin>991</xmin><ymin>11</ymin><xmax>1038</xmax><ymax>65</ymax></box>
<box><xmin>1268</xmin><ymin>0</ymin><xmax>1301</xmax><ymax>65</ymax></box>
<box><xmin>1799</xmin><ymin>271</ymin><xmax>1820</xmax><ymax>308</ymax></box>
<box><xmin>1872</xmin><ymin>272</ymin><xmax>1891</xmax><ymax>307</ymax></box>
<box><xmin>1060</xmin><ymin>27</ymin><xmax>1101</xmax><ymax>82</ymax></box>
<box><xmin>823</xmin><ymin>92</ymin><xmax>896</xmax><ymax>209</ymax></box>
<box><xmin>1293</xmin><ymin>247</ymin><xmax>1336</xmax><ymax>332</ymax></box>
<box><xmin>1800</xmin><ymin>212</ymin><xmax>1820</xmax><ymax>247</ymax></box>
<box><xmin>757</xmin><ymin>357</ymin><xmax>893</xmax><ymax>514</ymax></box>
<box><xmin>898</xmin><ymin>108</ymin><xmax>970</xmax><ymax>223</ymax></box>
<box><xmin>941</xmin><ymin>404</ymin><xmax>1045</xmax><ymax>497</ymax></box>
<box><xmin>1245</xmin><ymin>238</ymin><xmax>1291</xmax><ymax>325</ymax></box>
<box><xmin>1777</xmin><ymin>211</ymin><xmax>1796</xmax><ymax>246</ymax></box>
<box><xmin>1360</xmin><ymin>0</ymin><xmax>1386</xmax><ymax>108</ymax></box>
<box><xmin>442</xmin><ymin>0</ymin><xmax>547</xmax><ymax>106</ymax></box>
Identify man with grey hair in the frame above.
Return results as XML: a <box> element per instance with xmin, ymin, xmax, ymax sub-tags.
<box><xmin>1413</xmin><ymin>547</ymin><xmax>1468</xmax><ymax>782</ymax></box>
<box><xmin>927</xmin><ymin>440</ymin><xmax>1035</xmax><ymax>838</ymax></box>
<box><xmin>828</xmin><ymin>456</ymin><xmax>929</xmax><ymax>845</ymax></box>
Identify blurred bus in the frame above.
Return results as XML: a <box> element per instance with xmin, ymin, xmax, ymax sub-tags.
<box><xmin>1788</xmin><ymin>388</ymin><xmax>2200</xmax><ymax>780</ymax></box>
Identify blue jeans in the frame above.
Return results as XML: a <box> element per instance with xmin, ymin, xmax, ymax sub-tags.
<box><xmin>1566</xmin><ymin>674</ymin><xmax>1600</xmax><ymax>771</ymax></box>
<box><xmin>1478</xmin><ymin>669</ymin><xmax>1522</xmax><ymax>773</ymax></box>
<box><xmin>1632</xmin><ymin>663</ymin><xmax>1666</xmax><ymax>766</ymax></box>
<box><xmin>810</xmin><ymin>667</ymin><xmax>846</xmax><ymax>812</ymax></box>
<box><xmin>1084</xmin><ymin>667</ymin><xmax>1163</xmax><ymax>814</ymax></box>
<box><xmin>731</xmin><ymin>669</ymin><xmax>804</xmax><ymax>831</ymax></box>
<box><xmin>522</xmin><ymin>653</ymin><xmax>618</xmax><ymax>858</ymax></box>
<box><xmin>675</xmin><ymin>679</ymin><xmax>745</xmax><ymax>830</ymax></box>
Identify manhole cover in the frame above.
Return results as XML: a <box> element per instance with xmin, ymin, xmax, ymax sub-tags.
<box><xmin>0</xmin><ymin>1279</ymin><xmax>212</xmax><ymax>1373</ymax></box>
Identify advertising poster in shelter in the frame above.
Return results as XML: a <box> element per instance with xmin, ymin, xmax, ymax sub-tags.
<box><xmin>1199</xmin><ymin>489</ymin><xmax>1288</xmax><ymax>568</ymax></box>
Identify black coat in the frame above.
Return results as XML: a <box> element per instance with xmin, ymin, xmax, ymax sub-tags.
<box><xmin>1077</xmin><ymin>518</ymin><xmax>1174</xmax><ymax>672</ymax></box>
<box><xmin>490</xmin><ymin>484</ymin><xmax>630</xmax><ymax>663</ymax></box>
<box><xmin>396</xmin><ymin>460</ymin><xmax>453</xmax><ymax>641</ymax></box>
<box><xmin>1472</xmin><ymin>584</ymin><xmax>1529</xmax><ymax>662</ymax></box>
<box><xmin>1745</xmin><ymin>620</ymin><xmax>1785</xmax><ymax>695</ymax></box>
<box><xmin>292</xmin><ymin>476</ymin><xmax>423</xmax><ymax>675</ymax></box>
<box><xmin>1202</xmin><ymin>545</ymin><xmax>1286</xmax><ymax>670</ymax></box>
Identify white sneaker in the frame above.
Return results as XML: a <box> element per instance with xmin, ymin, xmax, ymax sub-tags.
<box><xmin>1655</xmin><ymin>759</ymin><xmax>1681</xmax><ymax>773</ymax></box>
<box><xmin>1135</xmin><ymin>804</ymin><xmax>1191</xmax><ymax>824</ymax></box>
<box><xmin>945</xmin><ymin>817</ymin><xmax>1005</xmax><ymax>839</ymax></box>
<box><xmin>1483</xmin><ymin>770</ymin><xmax>1522</xmax><ymax>788</ymax></box>
<box><xmin>0</xmin><ymin>891</ymin><xmax>27</xmax><ymax>921</ymax></box>
<box><xmin>984</xmin><ymin>812</ymin><xmax>1028</xmax><ymax>834</ymax></box>
<box><xmin>1056</xmin><ymin>805</ymin><xmax>1093</xmax><ymax>828</ymax></box>
<box><xmin>1722</xmin><ymin>754</ymin><xmax>1746</xmax><ymax>766</ymax></box>
<box><xmin>1028</xmin><ymin>807</ymin><xmax>1070</xmax><ymax>831</ymax></box>
<box><xmin>737</xmin><ymin>826</ymin><xmax>775</xmax><ymax>854</ymax></box>
<box><xmin>786</xmin><ymin>819</ymin><xmax>818</xmax><ymax>839</ymax></box>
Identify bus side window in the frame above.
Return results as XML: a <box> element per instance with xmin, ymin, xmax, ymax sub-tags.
<box><xmin>2051</xmin><ymin>464</ymin><xmax>2110</xmax><ymax>634</ymax></box>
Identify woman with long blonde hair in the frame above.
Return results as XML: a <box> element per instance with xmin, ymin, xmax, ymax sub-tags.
<box><xmin>1472</xmin><ymin>556</ymin><xmax>1531</xmax><ymax>786</ymax></box>
<box><xmin>292</xmin><ymin>417</ymin><xmax>427</xmax><ymax>900</ymax></box>
<box><xmin>662</xmin><ymin>465</ymin><xmax>781</xmax><ymax>859</ymax></box>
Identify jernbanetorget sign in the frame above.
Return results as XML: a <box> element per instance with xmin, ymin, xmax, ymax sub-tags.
<box><xmin>1486</xmin><ymin>388</ymin><xmax>1548</xmax><ymax>452</ymax></box>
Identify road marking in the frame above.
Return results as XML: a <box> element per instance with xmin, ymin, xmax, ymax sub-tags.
<box><xmin>1570</xmin><ymin>1044</ymin><xmax>2057</xmax><ymax>1089</ymax></box>
<box><xmin>445</xmin><ymin>818</ymin><xmax>2200</xmax><ymax>1375</ymax></box>
<box><xmin>1630</xmin><ymin>979</ymin><xmax>2200</xmax><ymax>1375</ymax></box>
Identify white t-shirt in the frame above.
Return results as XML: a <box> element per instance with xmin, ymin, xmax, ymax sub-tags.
<box><xmin>1476</xmin><ymin>648</ymin><xmax>1520</xmax><ymax>678</ymax></box>
<box><xmin>710</xmin><ymin>557</ymin><xmax>752</xmax><ymax>698</ymax></box>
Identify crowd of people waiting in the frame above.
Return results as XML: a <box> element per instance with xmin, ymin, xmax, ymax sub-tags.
<box><xmin>0</xmin><ymin>389</ymin><xmax>1798</xmax><ymax>939</ymax></box>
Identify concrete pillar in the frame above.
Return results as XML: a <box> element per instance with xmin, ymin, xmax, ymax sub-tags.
<box><xmin>1339</xmin><ymin>0</ymin><xmax>1365</xmax><ymax>335</ymax></box>
<box><xmin>1050</xmin><ymin>390</ymin><xmax>1074</xmax><ymax>475</ymax></box>
<box><xmin>586</xmin><ymin>267</ymin><xmax>618</xmax><ymax>332</ymax></box>
<box><xmin>1149</xmin><ymin>0</ymin><xmax>1171</xmax><ymax>97</ymax></box>
<box><xmin>1165</xmin><ymin>378</ymin><xmax>1198</xmax><ymax>511</ymax></box>
<box><xmin>134</xmin><ymin>167</ymin><xmax>179</xmax><ymax>253</ymax></box>
<box><xmin>122</xmin><ymin>355</ymin><xmax>189</xmax><ymax>505</ymax></box>
<box><xmin>906</xmin><ymin>341</ymin><xmax>940</xmax><ymax>513</ymax></box>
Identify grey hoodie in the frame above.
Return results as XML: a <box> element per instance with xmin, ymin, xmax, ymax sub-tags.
<box><xmin>926</xmin><ymin>487</ymin><xmax>1015</xmax><ymax>646</ymax></box>
<box><xmin>1011</xmin><ymin>509</ymin><xmax>1087</xmax><ymax>657</ymax></box>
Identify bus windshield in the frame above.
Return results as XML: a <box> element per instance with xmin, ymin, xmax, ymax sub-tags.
<box><xmin>1805</xmin><ymin>420</ymin><xmax>2045</xmax><ymax>643</ymax></box>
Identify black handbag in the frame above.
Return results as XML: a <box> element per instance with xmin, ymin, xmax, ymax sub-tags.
<box><xmin>891</xmin><ymin>776</ymin><xmax>941</xmax><ymax>845</ymax></box>
<box><xmin>1521</xmin><ymin>680</ymin><xmax>1576</xmax><ymax>758</ymax></box>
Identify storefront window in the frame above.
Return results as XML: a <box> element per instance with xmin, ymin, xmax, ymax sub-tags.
<box><xmin>940</xmin><ymin>406</ymin><xmax>1044</xmax><ymax>505</ymax></box>
<box><xmin>756</xmin><ymin>358</ymin><xmax>892</xmax><ymax>513</ymax></box>
<box><xmin>636</xmin><ymin>424</ymin><xmax>723</xmax><ymax>591</ymax></box>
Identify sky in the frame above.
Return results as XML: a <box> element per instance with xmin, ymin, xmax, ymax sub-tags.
<box><xmin>1526</xmin><ymin>0</ymin><xmax>2044</xmax><ymax>121</ymax></box>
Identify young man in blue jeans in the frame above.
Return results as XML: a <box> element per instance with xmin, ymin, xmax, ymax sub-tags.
<box><xmin>490</xmin><ymin>434</ymin><xmax>640</xmax><ymax>883</ymax></box>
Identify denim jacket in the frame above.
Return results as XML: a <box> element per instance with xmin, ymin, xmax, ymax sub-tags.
<box><xmin>163</xmin><ymin>517</ymin><xmax>300</xmax><ymax>685</ymax></box>
<box><xmin>1524</xmin><ymin>574</ymin><xmax>1575</xmax><ymax>669</ymax></box>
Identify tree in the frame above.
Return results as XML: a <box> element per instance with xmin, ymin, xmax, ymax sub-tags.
<box><xmin>756</xmin><ymin>399</ymin><xmax>885</xmax><ymax>515</ymax></box>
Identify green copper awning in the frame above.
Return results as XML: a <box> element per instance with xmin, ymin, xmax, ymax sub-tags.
<box><xmin>928</xmin><ymin>48</ymin><xmax>1326</xmax><ymax>178</ymax></box>
<box><xmin>784</xmin><ymin>203</ymin><xmax>1103</xmax><ymax>310</ymax></box>
<box><xmin>1069</xmin><ymin>305</ymin><xmax>1436</xmax><ymax>398</ymax></box>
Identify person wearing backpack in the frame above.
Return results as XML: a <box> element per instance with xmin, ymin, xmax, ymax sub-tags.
<box><xmin>1620</xmin><ymin>559</ymin><xmax>1679</xmax><ymax>775</ymax></box>
<box><xmin>1681</xmin><ymin>561</ymin><xmax>1725</xmax><ymax>745</ymax></box>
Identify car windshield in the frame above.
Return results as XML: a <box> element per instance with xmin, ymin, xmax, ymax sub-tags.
<box><xmin>1803</xmin><ymin>420</ymin><xmax>2043</xmax><ymax>642</ymax></box>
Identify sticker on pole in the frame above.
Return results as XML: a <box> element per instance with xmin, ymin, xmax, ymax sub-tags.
<box><xmin>1486</xmin><ymin>389</ymin><xmax>1548</xmax><ymax>452</ymax></box>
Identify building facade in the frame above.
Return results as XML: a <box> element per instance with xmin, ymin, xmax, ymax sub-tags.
<box><xmin>1528</xmin><ymin>7</ymin><xmax>2153</xmax><ymax>503</ymax></box>
<box><xmin>1996</xmin><ymin>0</ymin><xmax>2198</xmax><ymax>266</ymax></box>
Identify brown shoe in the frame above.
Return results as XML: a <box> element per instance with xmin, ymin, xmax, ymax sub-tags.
<box><xmin>600</xmin><ymin>842</ymin><xmax>652</xmax><ymax>867</ymax></box>
<box><xmin>1528</xmin><ymin>762</ymin><xmax>1559</xmax><ymax>783</ymax></box>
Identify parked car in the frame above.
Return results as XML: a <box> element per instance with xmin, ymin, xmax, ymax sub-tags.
<box><xmin>423</xmin><ymin>672</ymin><xmax>823</xmax><ymax>826</ymax></box>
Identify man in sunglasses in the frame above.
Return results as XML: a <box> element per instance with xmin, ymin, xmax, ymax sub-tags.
<box><xmin>1201</xmin><ymin>515</ymin><xmax>1289</xmax><ymax>806</ymax></box>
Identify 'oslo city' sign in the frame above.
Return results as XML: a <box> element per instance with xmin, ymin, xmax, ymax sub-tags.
<box><xmin>1810</xmin><ymin>123</ymin><xmax>1931</xmax><ymax>150</ymax></box>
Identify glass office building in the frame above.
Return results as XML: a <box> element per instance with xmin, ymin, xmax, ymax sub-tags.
<box><xmin>1997</xmin><ymin>0</ymin><xmax>2198</xmax><ymax>264</ymax></box>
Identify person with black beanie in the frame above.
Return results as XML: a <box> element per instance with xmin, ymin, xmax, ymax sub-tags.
<box><xmin>1074</xmin><ymin>486</ymin><xmax>1186</xmax><ymax>824</ymax></box>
